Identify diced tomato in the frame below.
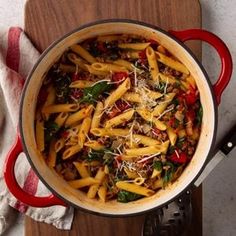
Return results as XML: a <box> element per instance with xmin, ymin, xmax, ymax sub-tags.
<box><xmin>170</xmin><ymin>150</ymin><xmax>188</xmax><ymax>164</ymax></box>
<box><xmin>138</xmin><ymin>49</ymin><xmax>147</xmax><ymax>60</ymax></box>
<box><xmin>116</xmin><ymin>100</ymin><xmax>131</xmax><ymax>111</ymax></box>
<box><xmin>61</xmin><ymin>131</ymin><xmax>69</xmax><ymax>139</ymax></box>
<box><xmin>72</xmin><ymin>73</ymin><xmax>79</xmax><ymax>82</ymax></box>
<box><xmin>148</xmin><ymin>39</ymin><xmax>158</xmax><ymax>49</ymax></box>
<box><xmin>167</xmin><ymin>117</ymin><xmax>175</xmax><ymax>127</ymax></box>
<box><xmin>112</xmin><ymin>72</ymin><xmax>128</xmax><ymax>85</ymax></box>
<box><xmin>185</xmin><ymin>87</ymin><xmax>197</xmax><ymax>105</ymax></box>
<box><xmin>107</xmin><ymin>107</ymin><xmax>120</xmax><ymax>119</ymax></box>
<box><xmin>186</xmin><ymin>109</ymin><xmax>195</xmax><ymax>122</ymax></box>
<box><xmin>107</xmin><ymin>100</ymin><xmax>131</xmax><ymax>119</ymax></box>
<box><xmin>97</xmin><ymin>42</ymin><xmax>107</xmax><ymax>53</ymax></box>
<box><xmin>152</xmin><ymin>128</ymin><xmax>161</xmax><ymax>136</ymax></box>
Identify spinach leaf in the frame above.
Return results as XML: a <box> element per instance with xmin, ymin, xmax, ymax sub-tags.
<box><xmin>196</xmin><ymin>105</ymin><xmax>203</xmax><ymax>126</ymax></box>
<box><xmin>156</xmin><ymin>81</ymin><xmax>166</xmax><ymax>93</ymax></box>
<box><xmin>117</xmin><ymin>190</ymin><xmax>142</xmax><ymax>203</ymax></box>
<box><xmin>87</xmin><ymin>150</ymin><xmax>105</xmax><ymax>162</ymax></box>
<box><xmin>163</xmin><ymin>162</ymin><xmax>175</xmax><ymax>185</ymax></box>
<box><xmin>54</xmin><ymin>74</ymin><xmax>71</xmax><ymax>103</ymax></box>
<box><xmin>176</xmin><ymin>137</ymin><xmax>185</xmax><ymax>149</ymax></box>
<box><xmin>168</xmin><ymin>145</ymin><xmax>176</xmax><ymax>155</ymax></box>
<box><xmin>45</xmin><ymin>121</ymin><xmax>60</xmax><ymax>143</ymax></box>
<box><xmin>153</xmin><ymin>161</ymin><xmax>162</xmax><ymax>171</ymax></box>
<box><xmin>80</xmin><ymin>81</ymin><xmax>112</xmax><ymax>104</ymax></box>
<box><xmin>172</xmin><ymin>98</ymin><xmax>179</xmax><ymax>106</ymax></box>
<box><xmin>87</xmin><ymin>148</ymin><xmax>113</xmax><ymax>162</ymax></box>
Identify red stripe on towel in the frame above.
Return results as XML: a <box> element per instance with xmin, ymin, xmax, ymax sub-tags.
<box><xmin>6</xmin><ymin>27</ymin><xmax>40</xmax><ymax>213</ymax></box>
<box><xmin>6</xmin><ymin>27</ymin><xmax>22</xmax><ymax>72</ymax></box>
<box><xmin>14</xmin><ymin>169</ymin><xmax>39</xmax><ymax>213</ymax></box>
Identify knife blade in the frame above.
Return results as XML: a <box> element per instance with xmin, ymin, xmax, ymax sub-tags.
<box><xmin>194</xmin><ymin>124</ymin><xmax>236</xmax><ymax>187</ymax></box>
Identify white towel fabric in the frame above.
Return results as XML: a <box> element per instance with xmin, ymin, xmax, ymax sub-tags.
<box><xmin>0</xmin><ymin>27</ymin><xmax>74</xmax><ymax>235</ymax></box>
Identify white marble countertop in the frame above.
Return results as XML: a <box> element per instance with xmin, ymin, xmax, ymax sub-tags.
<box><xmin>0</xmin><ymin>0</ymin><xmax>236</xmax><ymax>235</ymax></box>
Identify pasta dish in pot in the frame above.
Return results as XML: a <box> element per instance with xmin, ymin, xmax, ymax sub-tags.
<box><xmin>35</xmin><ymin>34</ymin><xmax>202</xmax><ymax>203</ymax></box>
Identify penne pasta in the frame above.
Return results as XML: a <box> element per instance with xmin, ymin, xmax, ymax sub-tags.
<box><xmin>84</xmin><ymin>140</ymin><xmax>105</xmax><ymax>150</ymax></box>
<box><xmin>65</xmin><ymin>105</ymin><xmax>93</xmax><ymax>127</ymax></box>
<box><xmin>98</xmin><ymin>185</ymin><xmax>107</xmax><ymax>202</ymax></box>
<box><xmin>143</xmin><ymin>88</ymin><xmax>163</xmax><ymax>100</ymax></box>
<box><xmin>166</xmin><ymin>127</ymin><xmax>178</xmax><ymax>146</ymax></box>
<box><xmin>42</xmin><ymin>85</ymin><xmax>56</xmax><ymax>120</ymax></box>
<box><xmin>91</xmin><ymin>101</ymin><xmax>103</xmax><ymax>129</ymax></box>
<box><xmin>186</xmin><ymin>75</ymin><xmax>196</xmax><ymax>89</ymax></box>
<box><xmin>136</xmin><ymin>108</ymin><xmax>167</xmax><ymax>130</ymax></box>
<box><xmin>62</xmin><ymin>144</ymin><xmax>82</xmax><ymax>160</ymax></box>
<box><xmin>69</xmin><ymin>177</ymin><xmax>100</xmax><ymax>189</ymax></box>
<box><xmin>67</xmin><ymin>53</ymin><xmax>88</xmax><ymax>71</ymax></box>
<box><xmin>126</xmin><ymin>51</ymin><xmax>141</xmax><ymax>59</ymax></box>
<box><xmin>113</xmin><ymin>59</ymin><xmax>134</xmax><ymax>71</ymax></box>
<box><xmin>146</xmin><ymin>46</ymin><xmax>159</xmax><ymax>81</ymax></box>
<box><xmin>90</xmin><ymin>128</ymin><xmax>130</xmax><ymax>137</ymax></box>
<box><xmin>132</xmin><ymin>134</ymin><xmax>161</xmax><ymax>146</ymax></box>
<box><xmin>69</xmin><ymin>80</ymin><xmax>94</xmax><ymax>88</ymax></box>
<box><xmin>158</xmin><ymin>72</ymin><xmax>177</xmax><ymax>84</ymax></box>
<box><xmin>104</xmin><ymin>78</ymin><xmax>131</xmax><ymax>108</ymax></box>
<box><xmin>91</xmin><ymin>62</ymin><xmax>128</xmax><ymax>73</ymax></box>
<box><xmin>105</xmin><ymin>109</ymin><xmax>135</xmax><ymax>128</ymax></box>
<box><xmin>157</xmin><ymin>45</ymin><xmax>166</xmax><ymax>54</ymax></box>
<box><xmin>116</xmin><ymin>181</ymin><xmax>155</xmax><ymax>197</ymax></box>
<box><xmin>73</xmin><ymin>162</ymin><xmax>90</xmax><ymax>178</ymax></box>
<box><xmin>85</xmin><ymin>64</ymin><xmax>108</xmax><ymax>76</ymax></box>
<box><xmin>54</xmin><ymin>112</ymin><xmax>69</xmax><ymax>128</ymax></box>
<box><xmin>54</xmin><ymin>138</ymin><xmax>65</xmax><ymax>153</ymax></box>
<box><xmin>78</xmin><ymin>117</ymin><xmax>92</xmax><ymax>147</ymax></box>
<box><xmin>155</xmin><ymin>51</ymin><xmax>189</xmax><ymax>74</ymax></box>
<box><xmin>125</xmin><ymin>144</ymin><xmax>165</xmax><ymax>156</ymax></box>
<box><xmin>123</xmin><ymin>92</ymin><xmax>142</xmax><ymax>103</ymax></box>
<box><xmin>153</xmin><ymin>178</ymin><xmax>163</xmax><ymax>190</ymax></box>
<box><xmin>118</xmin><ymin>42</ymin><xmax>150</xmax><ymax>50</ymax></box>
<box><xmin>87</xmin><ymin>168</ymin><xmax>106</xmax><ymax>199</ymax></box>
<box><xmin>152</xmin><ymin>93</ymin><xmax>176</xmax><ymax>116</ymax></box>
<box><xmin>70</xmin><ymin>44</ymin><xmax>96</xmax><ymax>64</ymax></box>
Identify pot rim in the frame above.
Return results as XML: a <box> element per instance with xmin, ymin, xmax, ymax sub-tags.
<box><xmin>19</xmin><ymin>19</ymin><xmax>217</xmax><ymax>216</ymax></box>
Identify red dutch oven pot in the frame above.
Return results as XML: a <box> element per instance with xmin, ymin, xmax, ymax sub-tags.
<box><xmin>3</xmin><ymin>20</ymin><xmax>233</xmax><ymax>215</ymax></box>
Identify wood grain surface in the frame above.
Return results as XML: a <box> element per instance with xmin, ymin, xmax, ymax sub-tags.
<box><xmin>24</xmin><ymin>0</ymin><xmax>202</xmax><ymax>235</ymax></box>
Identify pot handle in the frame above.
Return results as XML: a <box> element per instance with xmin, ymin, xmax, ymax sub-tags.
<box><xmin>4</xmin><ymin>133</ymin><xmax>66</xmax><ymax>207</ymax></box>
<box><xmin>169</xmin><ymin>29</ymin><xmax>233</xmax><ymax>105</ymax></box>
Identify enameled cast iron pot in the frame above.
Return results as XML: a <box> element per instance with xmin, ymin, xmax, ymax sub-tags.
<box><xmin>4</xmin><ymin>20</ymin><xmax>233</xmax><ymax>216</ymax></box>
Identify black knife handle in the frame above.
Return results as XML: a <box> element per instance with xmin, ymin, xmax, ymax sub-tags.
<box><xmin>220</xmin><ymin>125</ymin><xmax>236</xmax><ymax>155</ymax></box>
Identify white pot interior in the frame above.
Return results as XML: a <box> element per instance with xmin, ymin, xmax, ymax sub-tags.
<box><xmin>21</xmin><ymin>21</ymin><xmax>216</xmax><ymax>215</ymax></box>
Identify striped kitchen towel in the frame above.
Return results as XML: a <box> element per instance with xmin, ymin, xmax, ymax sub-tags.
<box><xmin>0</xmin><ymin>27</ymin><xmax>74</xmax><ymax>235</ymax></box>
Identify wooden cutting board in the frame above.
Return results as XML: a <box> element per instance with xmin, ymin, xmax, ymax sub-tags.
<box><xmin>24</xmin><ymin>0</ymin><xmax>202</xmax><ymax>235</ymax></box>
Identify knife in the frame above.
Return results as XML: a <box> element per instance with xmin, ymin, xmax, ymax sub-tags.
<box><xmin>194</xmin><ymin>125</ymin><xmax>236</xmax><ymax>187</ymax></box>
